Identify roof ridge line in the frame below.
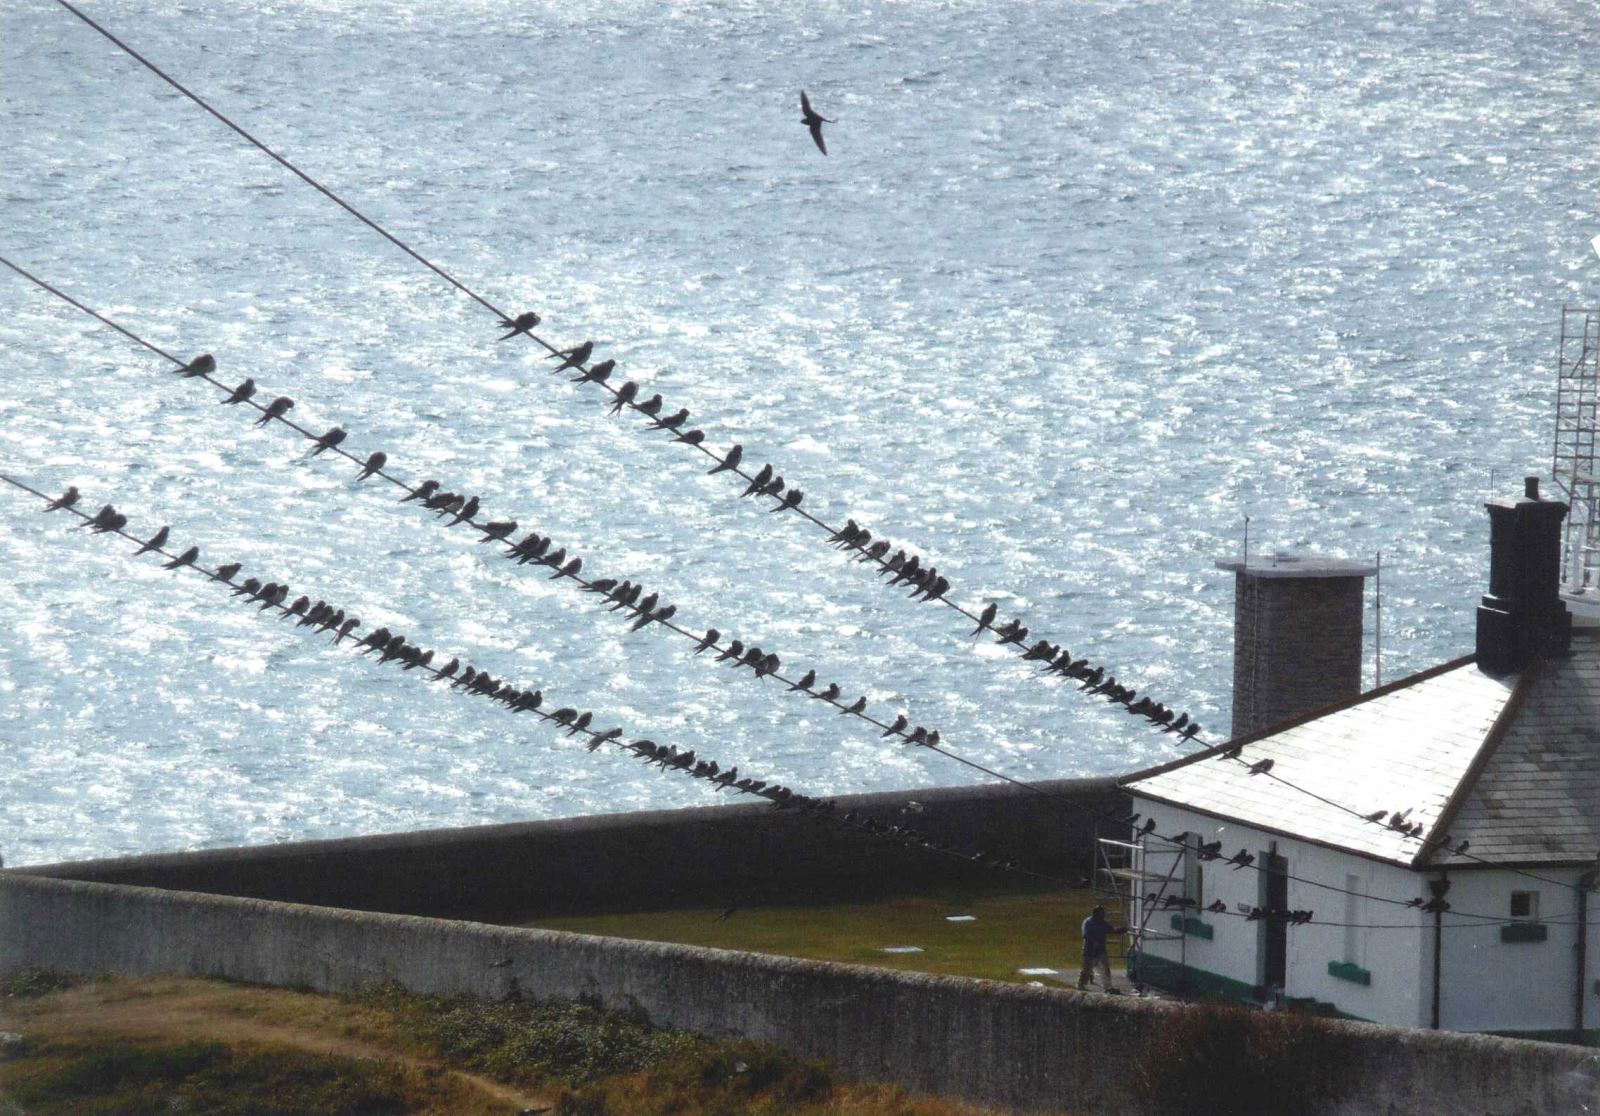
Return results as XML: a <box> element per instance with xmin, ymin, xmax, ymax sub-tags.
<box><xmin>1412</xmin><ymin>656</ymin><xmax>1546</xmax><ymax>869</ymax></box>
<box><xmin>1119</xmin><ymin>652</ymin><xmax>1479</xmax><ymax>787</ymax></box>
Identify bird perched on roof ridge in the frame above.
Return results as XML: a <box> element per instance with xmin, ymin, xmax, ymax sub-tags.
<box><xmin>799</xmin><ymin>91</ymin><xmax>834</xmax><ymax>155</ymax></box>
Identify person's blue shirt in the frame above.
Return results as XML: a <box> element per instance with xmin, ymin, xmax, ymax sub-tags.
<box><xmin>1082</xmin><ymin>912</ymin><xmax>1115</xmax><ymax>959</ymax></box>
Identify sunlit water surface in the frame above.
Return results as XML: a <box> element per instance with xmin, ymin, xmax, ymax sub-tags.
<box><xmin>0</xmin><ymin>0</ymin><xmax>1594</xmax><ymax>865</ymax></box>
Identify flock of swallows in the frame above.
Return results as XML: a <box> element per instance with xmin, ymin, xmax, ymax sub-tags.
<box><xmin>39</xmin><ymin>483</ymin><xmax>1474</xmax><ymax>928</ymax></box>
<box><xmin>146</xmin><ymin>348</ymin><xmax>960</xmax><ymax>752</ymax></box>
<box><xmin>495</xmin><ymin>311</ymin><xmax>1209</xmax><ymax>744</ymax></box>
<box><xmin>30</xmin><ymin>479</ymin><xmax>1031</xmax><ymax>876</ymax></box>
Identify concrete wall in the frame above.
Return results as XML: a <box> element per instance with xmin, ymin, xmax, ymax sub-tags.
<box><xmin>16</xmin><ymin>777</ymin><xmax>1125</xmax><ymax>921</ymax></box>
<box><xmin>4</xmin><ymin>871</ymin><xmax>1598</xmax><ymax>1115</ymax></box>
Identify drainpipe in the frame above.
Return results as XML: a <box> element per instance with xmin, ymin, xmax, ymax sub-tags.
<box><xmin>1576</xmin><ymin>870</ymin><xmax>1597</xmax><ymax>1041</ymax></box>
<box><xmin>1429</xmin><ymin>875</ymin><xmax>1451</xmax><ymax>1030</ymax></box>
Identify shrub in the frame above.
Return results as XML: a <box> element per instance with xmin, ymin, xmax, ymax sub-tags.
<box><xmin>1129</xmin><ymin>1003</ymin><xmax>1354</xmax><ymax>1116</ymax></box>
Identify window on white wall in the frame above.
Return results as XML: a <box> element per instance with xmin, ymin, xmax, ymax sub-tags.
<box><xmin>1511</xmin><ymin>891</ymin><xmax>1540</xmax><ymax>921</ymax></box>
<box><xmin>1182</xmin><ymin>835</ymin><xmax>1204</xmax><ymax>909</ymax></box>
<box><xmin>1343</xmin><ymin>875</ymin><xmax>1363</xmax><ymax>963</ymax></box>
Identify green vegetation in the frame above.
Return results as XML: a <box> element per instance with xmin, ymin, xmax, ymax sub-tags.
<box><xmin>2</xmin><ymin>1039</ymin><xmax>416</xmax><ymax>1115</ymax></box>
<box><xmin>1130</xmin><ymin>1003</ymin><xmax>1354</xmax><ymax>1116</ymax></box>
<box><xmin>526</xmin><ymin>886</ymin><xmax>1101</xmax><ymax>984</ymax></box>
<box><xmin>0</xmin><ymin>974</ymin><xmax>1021</xmax><ymax>1115</ymax></box>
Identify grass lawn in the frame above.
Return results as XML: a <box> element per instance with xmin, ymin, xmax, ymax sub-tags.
<box><xmin>524</xmin><ymin>886</ymin><xmax>1105</xmax><ymax>985</ymax></box>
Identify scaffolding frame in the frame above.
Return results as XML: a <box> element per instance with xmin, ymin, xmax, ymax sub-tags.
<box><xmin>1094</xmin><ymin>828</ymin><xmax>1184</xmax><ymax>985</ymax></box>
<box><xmin>1552</xmin><ymin>307</ymin><xmax>1600</xmax><ymax>590</ymax></box>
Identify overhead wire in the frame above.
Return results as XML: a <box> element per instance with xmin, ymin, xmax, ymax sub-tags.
<box><xmin>45</xmin><ymin>0</ymin><xmax>1208</xmax><ymax>746</ymax></box>
<box><xmin>0</xmin><ymin>252</ymin><xmax>1060</xmax><ymax>802</ymax></box>
<box><xmin>7</xmin><ymin>473</ymin><xmax>1582</xmax><ymax>931</ymax></box>
<box><xmin>31</xmin><ymin>0</ymin><xmax>1592</xmax><ymax>929</ymax></box>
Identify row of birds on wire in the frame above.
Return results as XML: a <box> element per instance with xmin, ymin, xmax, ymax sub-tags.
<box><xmin>6</xmin><ymin>18</ymin><xmax>1210</xmax><ymax>754</ymax></box>
<box><xmin>9</xmin><ymin>265</ymin><xmax>1508</xmax><ymax>887</ymax></box>
<box><xmin>17</xmin><ymin>476</ymin><xmax>1046</xmax><ymax>879</ymax></box>
<box><xmin>21</xmin><ymin>477</ymin><xmax>1519</xmax><ymax>931</ymax></box>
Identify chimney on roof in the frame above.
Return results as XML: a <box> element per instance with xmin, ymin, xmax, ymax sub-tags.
<box><xmin>1214</xmin><ymin>551</ymin><xmax>1377</xmax><ymax>739</ymax></box>
<box><xmin>1475</xmin><ymin>476</ymin><xmax>1571</xmax><ymax>675</ymax></box>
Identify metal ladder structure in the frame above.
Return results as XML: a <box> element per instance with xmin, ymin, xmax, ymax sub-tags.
<box><xmin>1552</xmin><ymin>307</ymin><xmax>1600</xmax><ymax>591</ymax></box>
<box><xmin>1093</xmin><ymin>829</ymin><xmax>1186</xmax><ymax>985</ymax></box>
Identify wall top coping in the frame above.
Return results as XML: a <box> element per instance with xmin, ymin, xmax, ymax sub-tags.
<box><xmin>1216</xmin><ymin>554</ymin><xmax>1378</xmax><ymax>580</ymax></box>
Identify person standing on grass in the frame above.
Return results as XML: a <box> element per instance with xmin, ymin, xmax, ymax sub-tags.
<box><xmin>1076</xmin><ymin>905</ymin><xmax>1126</xmax><ymax>993</ymax></box>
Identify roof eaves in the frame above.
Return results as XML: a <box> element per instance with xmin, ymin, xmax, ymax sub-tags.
<box><xmin>1119</xmin><ymin>653</ymin><xmax>1478</xmax><ymax>788</ymax></box>
<box><xmin>1410</xmin><ymin>656</ymin><xmax>1543</xmax><ymax>870</ymax></box>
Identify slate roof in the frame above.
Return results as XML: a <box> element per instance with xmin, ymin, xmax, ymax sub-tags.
<box><xmin>1123</xmin><ymin>629</ymin><xmax>1600</xmax><ymax>868</ymax></box>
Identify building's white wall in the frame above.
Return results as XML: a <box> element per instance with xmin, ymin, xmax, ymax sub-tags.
<box><xmin>1132</xmin><ymin>800</ymin><xmax>1429</xmax><ymax>1028</ymax></box>
<box><xmin>1437</xmin><ymin>867</ymin><xmax>1598</xmax><ymax>1035</ymax></box>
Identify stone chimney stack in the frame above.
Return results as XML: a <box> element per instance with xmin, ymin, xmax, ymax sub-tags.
<box><xmin>1215</xmin><ymin>552</ymin><xmax>1377</xmax><ymax>739</ymax></box>
<box><xmin>1475</xmin><ymin>476</ymin><xmax>1572</xmax><ymax>675</ymax></box>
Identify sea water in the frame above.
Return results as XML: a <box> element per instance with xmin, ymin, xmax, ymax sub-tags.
<box><xmin>0</xmin><ymin>0</ymin><xmax>1593</xmax><ymax>866</ymax></box>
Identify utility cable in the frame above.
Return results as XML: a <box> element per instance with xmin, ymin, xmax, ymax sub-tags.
<box><xmin>46</xmin><ymin>0</ymin><xmax>1207</xmax><ymax>745</ymax></box>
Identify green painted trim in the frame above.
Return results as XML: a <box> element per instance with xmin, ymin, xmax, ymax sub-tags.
<box><xmin>1169</xmin><ymin>914</ymin><xmax>1215</xmax><ymax>940</ymax></box>
<box><xmin>1326</xmin><ymin>960</ymin><xmax>1371</xmax><ymax>986</ymax></box>
<box><xmin>1484</xmin><ymin>1029</ymin><xmax>1600</xmax><ymax>1047</ymax></box>
<box><xmin>1130</xmin><ymin>951</ymin><xmax>1373</xmax><ymax>1022</ymax></box>
<box><xmin>1500</xmin><ymin>921</ymin><xmax>1549</xmax><ymax>943</ymax></box>
<box><xmin>1128</xmin><ymin>950</ymin><xmax>1257</xmax><ymax>1002</ymax></box>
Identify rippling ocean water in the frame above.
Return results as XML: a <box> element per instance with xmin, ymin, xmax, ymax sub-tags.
<box><xmin>0</xmin><ymin>0</ymin><xmax>1593</xmax><ymax>867</ymax></box>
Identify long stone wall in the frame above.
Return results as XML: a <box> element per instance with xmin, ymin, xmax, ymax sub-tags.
<box><xmin>17</xmin><ymin>777</ymin><xmax>1124</xmax><ymax>921</ymax></box>
<box><xmin>3</xmin><ymin>871</ymin><xmax>1597</xmax><ymax>1115</ymax></box>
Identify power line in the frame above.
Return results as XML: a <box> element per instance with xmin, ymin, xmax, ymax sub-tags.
<box><xmin>0</xmin><ymin>252</ymin><xmax>1065</xmax><ymax>804</ymax></box>
<box><xmin>46</xmin><ymin>0</ymin><xmax>1208</xmax><ymax>746</ymax></box>
<box><xmin>8</xmin><ymin>252</ymin><xmax>1577</xmax><ymax>919</ymax></box>
<box><xmin>0</xmin><ymin>470</ymin><xmax>1060</xmax><ymax>885</ymax></box>
<box><xmin>11</xmin><ymin>471</ymin><xmax>1560</xmax><ymax>934</ymax></box>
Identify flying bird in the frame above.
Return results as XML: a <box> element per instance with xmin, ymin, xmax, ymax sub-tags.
<box><xmin>799</xmin><ymin>91</ymin><xmax>834</xmax><ymax>155</ymax></box>
<box><xmin>498</xmin><ymin>311</ymin><xmax>541</xmax><ymax>340</ymax></box>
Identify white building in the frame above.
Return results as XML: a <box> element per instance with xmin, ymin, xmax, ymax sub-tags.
<box><xmin>1121</xmin><ymin>480</ymin><xmax>1600</xmax><ymax>1038</ymax></box>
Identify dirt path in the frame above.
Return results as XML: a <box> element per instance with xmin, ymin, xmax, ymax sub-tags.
<box><xmin>1</xmin><ymin>976</ymin><xmax>551</xmax><ymax>1115</ymax></box>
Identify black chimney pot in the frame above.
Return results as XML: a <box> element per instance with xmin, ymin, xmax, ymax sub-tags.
<box><xmin>1475</xmin><ymin>476</ymin><xmax>1571</xmax><ymax>675</ymax></box>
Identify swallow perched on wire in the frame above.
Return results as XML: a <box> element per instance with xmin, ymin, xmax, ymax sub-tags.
<box><xmin>788</xmin><ymin>669</ymin><xmax>816</xmax><ymax>692</ymax></box>
<box><xmin>254</xmin><ymin>396</ymin><xmax>294</xmax><ymax>426</ymax></box>
<box><xmin>608</xmin><ymin>381</ymin><xmax>639</xmax><ymax>415</ymax></box>
<box><xmin>498</xmin><ymin>311</ymin><xmax>541</xmax><ymax>340</ymax></box>
<box><xmin>44</xmin><ymin>486</ymin><xmax>80</xmax><ymax>512</ymax></box>
<box><xmin>742</xmin><ymin>464</ymin><xmax>774</xmax><ymax>497</ymax></box>
<box><xmin>162</xmin><ymin>545</ymin><xmax>199</xmax><ymax>570</ymax></box>
<box><xmin>177</xmin><ymin>353</ymin><xmax>216</xmax><ymax>378</ymax></box>
<box><xmin>134</xmin><ymin>525</ymin><xmax>170</xmax><ymax>555</ymax></box>
<box><xmin>693</xmin><ymin>628</ymin><xmax>721</xmax><ymax>654</ymax></box>
<box><xmin>636</xmin><ymin>393</ymin><xmax>664</xmax><ymax>417</ymax></box>
<box><xmin>649</xmin><ymin>408</ymin><xmax>690</xmax><ymax>432</ymax></box>
<box><xmin>211</xmin><ymin>562</ymin><xmax>241</xmax><ymax>583</ymax></box>
<box><xmin>574</xmin><ymin>359</ymin><xmax>615</xmax><ymax>385</ymax></box>
<box><xmin>479</xmin><ymin>520</ymin><xmax>517</xmax><ymax>543</ymax></box>
<box><xmin>881</xmin><ymin>714</ymin><xmax>908</xmax><ymax>737</ymax></box>
<box><xmin>799</xmin><ymin>91</ymin><xmax>834</xmax><ymax>155</ymax></box>
<box><xmin>401</xmin><ymin>479</ymin><xmax>439</xmax><ymax>503</ymax></box>
<box><xmin>310</xmin><ymin>427</ymin><xmax>347</xmax><ymax>455</ymax></box>
<box><xmin>221</xmin><ymin>379</ymin><xmax>255</xmax><ymax>405</ymax></box>
<box><xmin>447</xmin><ymin>496</ymin><xmax>481</xmax><ymax>526</ymax></box>
<box><xmin>708</xmin><ymin>444</ymin><xmax>742</xmax><ymax>475</ymax></box>
<box><xmin>356</xmin><ymin>451</ymin><xmax>387</xmax><ymax>481</ymax></box>
<box><xmin>546</xmin><ymin>340</ymin><xmax>594</xmax><ymax>373</ymax></box>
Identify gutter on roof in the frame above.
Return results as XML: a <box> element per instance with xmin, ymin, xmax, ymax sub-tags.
<box><xmin>1119</xmin><ymin>654</ymin><xmax>1478</xmax><ymax>788</ymax></box>
<box><xmin>1411</xmin><ymin>657</ymin><xmax>1544</xmax><ymax>870</ymax></box>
